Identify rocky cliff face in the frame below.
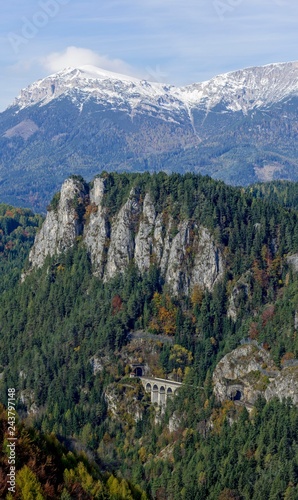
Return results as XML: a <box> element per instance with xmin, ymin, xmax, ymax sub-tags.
<box><xmin>287</xmin><ymin>253</ymin><xmax>298</xmax><ymax>273</ymax></box>
<box><xmin>83</xmin><ymin>177</ymin><xmax>109</xmax><ymax>279</ymax></box>
<box><xmin>104</xmin><ymin>187</ymin><xmax>142</xmax><ymax>281</ymax></box>
<box><xmin>264</xmin><ymin>365</ymin><xmax>298</xmax><ymax>405</ymax></box>
<box><xmin>27</xmin><ymin>176</ymin><xmax>224</xmax><ymax>295</ymax></box>
<box><xmin>227</xmin><ymin>272</ymin><xmax>252</xmax><ymax>321</ymax></box>
<box><xmin>28</xmin><ymin>177</ymin><xmax>89</xmax><ymax>269</ymax></box>
<box><xmin>213</xmin><ymin>344</ymin><xmax>298</xmax><ymax>407</ymax></box>
<box><xmin>105</xmin><ymin>380</ymin><xmax>146</xmax><ymax>423</ymax></box>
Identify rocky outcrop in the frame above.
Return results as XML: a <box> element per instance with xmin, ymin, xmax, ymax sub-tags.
<box><xmin>104</xmin><ymin>188</ymin><xmax>142</xmax><ymax>280</ymax></box>
<box><xmin>136</xmin><ymin>208</ymin><xmax>223</xmax><ymax>295</ymax></box>
<box><xmin>190</xmin><ymin>227</ymin><xmax>223</xmax><ymax>292</ymax></box>
<box><xmin>89</xmin><ymin>352</ymin><xmax>112</xmax><ymax>375</ymax></box>
<box><xmin>27</xmin><ymin>176</ymin><xmax>224</xmax><ymax>295</ymax></box>
<box><xmin>28</xmin><ymin>177</ymin><xmax>88</xmax><ymax>269</ymax></box>
<box><xmin>134</xmin><ymin>193</ymin><xmax>156</xmax><ymax>272</ymax></box>
<box><xmin>83</xmin><ymin>178</ymin><xmax>109</xmax><ymax>278</ymax></box>
<box><xmin>213</xmin><ymin>343</ymin><xmax>298</xmax><ymax>407</ymax></box>
<box><xmin>265</xmin><ymin>365</ymin><xmax>298</xmax><ymax>404</ymax></box>
<box><xmin>287</xmin><ymin>253</ymin><xmax>298</xmax><ymax>273</ymax></box>
<box><xmin>20</xmin><ymin>389</ymin><xmax>39</xmax><ymax>416</ymax></box>
<box><xmin>105</xmin><ymin>379</ymin><xmax>146</xmax><ymax>423</ymax></box>
<box><xmin>168</xmin><ymin>411</ymin><xmax>182</xmax><ymax>433</ymax></box>
<box><xmin>227</xmin><ymin>272</ymin><xmax>252</xmax><ymax>320</ymax></box>
<box><xmin>164</xmin><ymin>223</ymin><xmax>223</xmax><ymax>295</ymax></box>
<box><xmin>164</xmin><ymin>221</ymin><xmax>190</xmax><ymax>295</ymax></box>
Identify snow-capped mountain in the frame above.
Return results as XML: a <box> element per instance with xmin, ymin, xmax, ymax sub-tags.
<box><xmin>179</xmin><ymin>61</ymin><xmax>298</xmax><ymax>113</ymax></box>
<box><xmin>13</xmin><ymin>66</ymin><xmax>178</xmax><ymax>116</ymax></box>
<box><xmin>1</xmin><ymin>61</ymin><xmax>298</xmax><ymax>210</ymax></box>
<box><xmin>13</xmin><ymin>61</ymin><xmax>298</xmax><ymax>115</ymax></box>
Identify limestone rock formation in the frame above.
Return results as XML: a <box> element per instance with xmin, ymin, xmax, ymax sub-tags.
<box><xmin>287</xmin><ymin>253</ymin><xmax>298</xmax><ymax>273</ymax></box>
<box><xmin>20</xmin><ymin>389</ymin><xmax>39</xmax><ymax>416</ymax></box>
<box><xmin>213</xmin><ymin>343</ymin><xmax>298</xmax><ymax>407</ymax></box>
<box><xmin>83</xmin><ymin>177</ymin><xmax>109</xmax><ymax>278</ymax></box>
<box><xmin>265</xmin><ymin>364</ymin><xmax>298</xmax><ymax>404</ymax></box>
<box><xmin>134</xmin><ymin>193</ymin><xmax>156</xmax><ymax>272</ymax></box>
<box><xmin>165</xmin><ymin>223</ymin><xmax>223</xmax><ymax>295</ymax></box>
<box><xmin>104</xmin><ymin>188</ymin><xmax>142</xmax><ymax>280</ymax></box>
<box><xmin>190</xmin><ymin>227</ymin><xmax>223</xmax><ymax>292</ymax></box>
<box><xmin>105</xmin><ymin>380</ymin><xmax>145</xmax><ymax>423</ymax></box>
<box><xmin>27</xmin><ymin>176</ymin><xmax>224</xmax><ymax>295</ymax></box>
<box><xmin>227</xmin><ymin>272</ymin><xmax>252</xmax><ymax>321</ymax></box>
<box><xmin>28</xmin><ymin>177</ymin><xmax>88</xmax><ymax>269</ymax></box>
<box><xmin>168</xmin><ymin>411</ymin><xmax>182</xmax><ymax>433</ymax></box>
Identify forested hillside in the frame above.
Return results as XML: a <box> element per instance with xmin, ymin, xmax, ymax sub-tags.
<box><xmin>0</xmin><ymin>404</ymin><xmax>147</xmax><ymax>499</ymax></box>
<box><xmin>0</xmin><ymin>204</ymin><xmax>42</xmax><ymax>292</ymax></box>
<box><xmin>247</xmin><ymin>180</ymin><xmax>298</xmax><ymax>211</ymax></box>
<box><xmin>1</xmin><ymin>173</ymin><xmax>298</xmax><ymax>499</ymax></box>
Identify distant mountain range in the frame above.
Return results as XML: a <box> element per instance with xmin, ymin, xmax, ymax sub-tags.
<box><xmin>1</xmin><ymin>61</ymin><xmax>298</xmax><ymax>210</ymax></box>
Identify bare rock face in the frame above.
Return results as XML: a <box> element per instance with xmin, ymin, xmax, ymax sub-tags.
<box><xmin>213</xmin><ymin>344</ymin><xmax>298</xmax><ymax>407</ymax></box>
<box><xmin>28</xmin><ymin>177</ymin><xmax>88</xmax><ymax>269</ymax></box>
<box><xmin>134</xmin><ymin>193</ymin><xmax>156</xmax><ymax>272</ymax></box>
<box><xmin>287</xmin><ymin>253</ymin><xmax>298</xmax><ymax>273</ymax></box>
<box><xmin>27</xmin><ymin>176</ymin><xmax>224</xmax><ymax>295</ymax></box>
<box><xmin>227</xmin><ymin>272</ymin><xmax>251</xmax><ymax>321</ymax></box>
<box><xmin>168</xmin><ymin>411</ymin><xmax>181</xmax><ymax>433</ymax></box>
<box><xmin>83</xmin><ymin>178</ymin><xmax>109</xmax><ymax>278</ymax></box>
<box><xmin>105</xmin><ymin>380</ymin><xmax>145</xmax><ymax>423</ymax></box>
<box><xmin>20</xmin><ymin>389</ymin><xmax>39</xmax><ymax>416</ymax></box>
<box><xmin>265</xmin><ymin>365</ymin><xmax>298</xmax><ymax>404</ymax></box>
<box><xmin>153</xmin><ymin>214</ymin><xmax>166</xmax><ymax>266</ymax></box>
<box><xmin>136</xmin><ymin>212</ymin><xmax>224</xmax><ymax>296</ymax></box>
<box><xmin>190</xmin><ymin>227</ymin><xmax>223</xmax><ymax>292</ymax></box>
<box><xmin>165</xmin><ymin>221</ymin><xmax>190</xmax><ymax>295</ymax></box>
<box><xmin>164</xmin><ymin>223</ymin><xmax>223</xmax><ymax>296</ymax></box>
<box><xmin>213</xmin><ymin>344</ymin><xmax>276</xmax><ymax>406</ymax></box>
<box><xmin>104</xmin><ymin>188</ymin><xmax>142</xmax><ymax>280</ymax></box>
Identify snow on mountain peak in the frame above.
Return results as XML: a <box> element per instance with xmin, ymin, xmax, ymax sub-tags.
<box><xmin>10</xmin><ymin>61</ymin><xmax>298</xmax><ymax>115</ymax></box>
<box><xmin>73</xmin><ymin>65</ymin><xmax>143</xmax><ymax>83</ymax></box>
<box><xmin>12</xmin><ymin>64</ymin><xmax>172</xmax><ymax>112</ymax></box>
<box><xmin>179</xmin><ymin>61</ymin><xmax>298</xmax><ymax>113</ymax></box>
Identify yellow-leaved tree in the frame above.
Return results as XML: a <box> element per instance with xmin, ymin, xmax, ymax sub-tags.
<box><xmin>16</xmin><ymin>465</ymin><xmax>44</xmax><ymax>500</ymax></box>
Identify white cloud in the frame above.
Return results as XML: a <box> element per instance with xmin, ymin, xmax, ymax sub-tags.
<box><xmin>41</xmin><ymin>46</ymin><xmax>140</xmax><ymax>76</ymax></box>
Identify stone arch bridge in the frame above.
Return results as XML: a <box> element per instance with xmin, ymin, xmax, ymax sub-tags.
<box><xmin>139</xmin><ymin>376</ymin><xmax>182</xmax><ymax>406</ymax></box>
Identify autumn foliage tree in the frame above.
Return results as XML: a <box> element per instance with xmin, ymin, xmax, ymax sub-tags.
<box><xmin>112</xmin><ymin>294</ymin><xmax>123</xmax><ymax>314</ymax></box>
<box><xmin>249</xmin><ymin>322</ymin><xmax>259</xmax><ymax>340</ymax></box>
<box><xmin>261</xmin><ymin>305</ymin><xmax>275</xmax><ymax>327</ymax></box>
<box><xmin>190</xmin><ymin>284</ymin><xmax>204</xmax><ymax>308</ymax></box>
<box><xmin>149</xmin><ymin>292</ymin><xmax>178</xmax><ymax>336</ymax></box>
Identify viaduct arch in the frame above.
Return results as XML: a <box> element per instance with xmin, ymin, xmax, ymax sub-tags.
<box><xmin>140</xmin><ymin>376</ymin><xmax>182</xmax><ymax>406</ymax></box>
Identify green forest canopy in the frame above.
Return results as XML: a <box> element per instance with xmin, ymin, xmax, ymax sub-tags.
<box><xmin>0</xmin><ymin>173</ymin><xmax>298</xmax><ymax>498</ymax></box>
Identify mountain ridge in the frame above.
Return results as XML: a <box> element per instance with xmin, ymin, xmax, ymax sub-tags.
<box><xmin>2</xmin><ymin>60</ymin><xmax>298</xmax><ymax>211</ymax></box>
<box><xmin>11</xmin><ymin>61</ymin><xmax>298</xmax><ymax>114</ymax></box>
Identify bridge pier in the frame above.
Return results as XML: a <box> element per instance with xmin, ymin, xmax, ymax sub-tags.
<box><xmin>141</xmin><ymin>377</ymin><xmax>182</xmax><ymax>406</ymax></box>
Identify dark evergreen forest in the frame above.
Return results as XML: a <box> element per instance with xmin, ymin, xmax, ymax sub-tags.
<box><xmin>0</xmin><ymin>174</ymin><xmax>298</xmax><ymax>499</ymax></box>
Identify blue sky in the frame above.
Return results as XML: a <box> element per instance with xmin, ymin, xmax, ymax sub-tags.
<box><xmin>1</xmin><ymin>0</ymin><xmax>298</xmax><ymax>110</ymax></box>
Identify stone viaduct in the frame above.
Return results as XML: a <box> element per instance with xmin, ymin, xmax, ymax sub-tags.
<box><xmin>130</xmin><ymin>364</ymin><xmax>182</xmax><ymax>406</ymax></box>
<box><xmin>140</xmin><ymin>377</ymin><xmax>182</xmax><ymax>405</ymax></box>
